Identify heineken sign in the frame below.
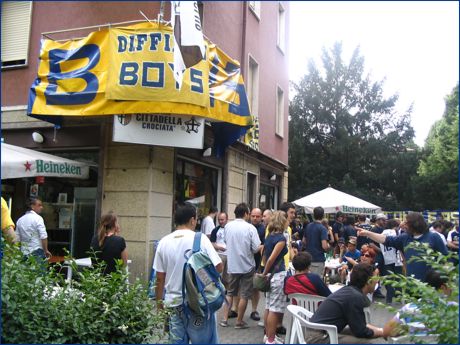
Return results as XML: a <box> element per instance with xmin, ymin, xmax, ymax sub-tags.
<box><xmin>22</xmin><ymin>159</ymin><xmax>89</xmax><ymax>179</ymax></box>
<box><xmin>1</xmin><ymin>143</ymin><xmax>90</xmax><ymax>180</ymax></box>
<box><xmin>341</xmin><ymin>206</ymin><xmax>378</xmax><ymax>215</ymax></box>
<box><xmin>35</xmin><ymin>160</ymin><xmax>82</xmax><ymax>176</ymax></box>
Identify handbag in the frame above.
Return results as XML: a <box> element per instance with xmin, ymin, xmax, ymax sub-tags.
<box><xmin>253</xmin><ymin>273</ymin><xmax>271</xmax><ymax>292</ymax></box>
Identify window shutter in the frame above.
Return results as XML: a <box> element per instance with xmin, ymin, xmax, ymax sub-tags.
<box><xmin>1</xmin><ymin>1</ymin><xmax>33</xmax><ymax>67</ymax></box>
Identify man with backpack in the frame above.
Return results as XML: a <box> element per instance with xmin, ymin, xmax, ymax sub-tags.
<box><xmin>154</xmin><ymin>202</ymin><xmax>223</xmax><ymax>344</ymax></box>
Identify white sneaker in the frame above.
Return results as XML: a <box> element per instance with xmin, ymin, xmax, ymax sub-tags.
<box><xmin>258</xmin><ymin>321</ymin><xmax>265</xmax><ymax>327</ymax></box>
<box><xmin>263</xmin><ymin>335</ymin><xmax>284</xmax><ymax>344</ymax></box>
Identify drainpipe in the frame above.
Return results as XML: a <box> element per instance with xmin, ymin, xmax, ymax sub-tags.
<box><xmin>240</xmin><ymin>1</ymin><xmax>247</xmax><ymax>76</ymax></box>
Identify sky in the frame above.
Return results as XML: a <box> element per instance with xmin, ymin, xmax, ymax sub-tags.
<box><xmin>289</xmin><ymin>1</ymin><xmax>459</xmax><ymax>147</ymax></box>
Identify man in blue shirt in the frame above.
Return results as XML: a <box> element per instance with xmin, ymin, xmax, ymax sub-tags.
<box><xmin>357</xmin><ymin>212</ymin><xmax>448</xmax><ymax>282</ymax></box>
<box><xmin>302</xmin><ymin>206</ymin><xmax>329</xmax><ymax>276</ymax></box>
<box><xmin>332</xmin><ymin>211</ymin><xmax>345</xmax><ymax>244</ymax></box>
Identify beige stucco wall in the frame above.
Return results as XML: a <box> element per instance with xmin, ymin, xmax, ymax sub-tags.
<box><xmin>102</xmin><ymin>135</ymin><xmax>174</xmax><ymax>281</ymax></box>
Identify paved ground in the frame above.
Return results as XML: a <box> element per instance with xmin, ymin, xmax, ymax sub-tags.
<box><xmin>217</xmin><ymin>294</ymin><xmax>397</xmax><ymax>344</ymax></box>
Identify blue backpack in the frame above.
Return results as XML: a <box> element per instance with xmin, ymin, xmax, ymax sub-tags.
<box><xmin>182</xmin><ymin>232</ymin><xmax>226</xmax><ymax>318</ymax></box>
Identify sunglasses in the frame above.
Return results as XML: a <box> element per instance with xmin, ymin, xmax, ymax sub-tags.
<box><xmin>361</xmin><ymin>253</ymin><xmax>371</xmax><ymax>258</ymax></box>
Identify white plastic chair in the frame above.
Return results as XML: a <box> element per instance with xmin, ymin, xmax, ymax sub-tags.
<box><xmin>288</xmin><ymin>293</ymin><xmax>325</xmax><ymax>313</ymax></box>
<box><xmin>287</xmin><ymin>304</ymin><xmax>338</xmax><ymax>344</ymax></box>
<box><xmin>285</xmin><ymin>293</ymin><xmax>371</xmax><ymax>341</ymax></box>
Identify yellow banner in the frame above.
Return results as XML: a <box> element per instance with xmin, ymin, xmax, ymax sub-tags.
<box><xmin>107</xmin><ymin>26</ymin><xmax>209</xmax><ymax>107</ymax></box>
<box><xmin>28</xmin><ymin>22</ymin><xmax>252</xmax><ymax>128</ymax></box>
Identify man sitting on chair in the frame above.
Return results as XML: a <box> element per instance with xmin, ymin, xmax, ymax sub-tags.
<box><xmin>307</xmin><ymin>263</ymin><xmax>385</xmax><ymax>344</ymax></box>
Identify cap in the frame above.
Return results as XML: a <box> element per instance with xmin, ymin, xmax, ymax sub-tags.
<box><xmin>338</xmin><ymin>237</ymin><xmax>345</xmax><ymax>244</ymax></box>
<box><xmin>376</xmin><ymin>213</ymin><xmax>387</xmax><ymax>220</ymax></box>
<box><xmin>348</xmin><ymin>238</ymin><xmax>357</xmax><ymax>245</ymax></box>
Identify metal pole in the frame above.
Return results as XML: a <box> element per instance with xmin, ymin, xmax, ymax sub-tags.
<box><xmin>159</xmin><ymin>1</ymin><xmax>165</xmax><ymax>22</ymax></box>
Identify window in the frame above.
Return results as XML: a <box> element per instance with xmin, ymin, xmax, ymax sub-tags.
<box><xmin>249</xmin><ymin>1</ymin><xmax>261</xmax><ymax>19</ymax></box>
<box><xmin>247</xmin><ymin>55</ymin><xmax>259</xmax><ymax>116</ymax></box>
<box><xmin>246</xmin><ymin>172</ymin><xmax>257</xmax><ymax>210</ymax></box>
<box><xmin>277</xmin><ymin>2</ymin><xmax>286</xmax><ymax>52</ymax></box>
<box><xmin>276</xmin><ymin>86</ymin><xmax>284</xmax><ymax>137</ymax></box>
<box><xmin>175</xmin><ymin>158</ymin><xmax>221</xmax><ymax>230</ymax></box>
<box><xmin>259</xmin><ymin>183</ymin><xmax>278</xmax><ymax>211</ymax></box>
<box><xmin>1</xmin><ymin>1</ymin><xmax>33</xmax><ymax>68</ymax></box>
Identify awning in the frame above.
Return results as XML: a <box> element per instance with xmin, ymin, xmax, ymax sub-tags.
<box><xmin>292</xmin><ymin>187</ymin><xmax>382</xmax><ymax>215</ymax></box>
<box><xmin>1</xmin><ymin>143</ymin><xmax>89</xmax><ymax>180</ymax></box>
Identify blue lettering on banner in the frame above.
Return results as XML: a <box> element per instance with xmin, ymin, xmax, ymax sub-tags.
<box><xmin>117</xmin><ymin>36</ymin><xmax>128</xmax><ymax>52</ymax></box>
<box><xmin>128</xmin><ymin>35</ymin><xmax>136</xmax><ymax>52</ymax></box>
<box><xmin>208</xmin><ymin>54</ymin><xmax>220</xmax><ymax>108</ymax></box>
<box><xmin>45</xmin><ymin>44</ymin><xmax>100</xmax><ymax>105</ymax></box>
<box><xmin>136</xmin><ymin>34</ymin><xmax>148</xmax><ymax>51</ymax></box>
<box><xmin>163</xmin><ymin>33</ymin><xmax>171</xmax><ymax>52</ymax></box>
<box><xmin>190</xmin><ymin>69</ymin><xmax>203</xmax><ymax>93</ymax></box>
<box><xmin>148</xmin><ymin>33</ymin><xmax>162</xmax><ymax>51</ymax></box>
<box><xmin>120</xmin><ymin>62</ymin><xmax>139</xmax><ymax>85</ymax></box>
<box><xmin>209</xmin><ymin>55</ymin><xmax>250</xmax><ymax>117</ymax></box>
<box><xmin>142</xmin><ymin>62</ymin><xmax>164</xmax><ymax>88</ymax></box>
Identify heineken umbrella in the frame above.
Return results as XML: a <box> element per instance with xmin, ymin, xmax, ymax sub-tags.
<box><xmin>292</xmin><ymin>186</ymin><xmax>381</xmax><ymax>215</ymax></box>
<box><xmin>1</xmin><ymin>143</ymin><xmax>89</xmax><ymax>180</ymax></box>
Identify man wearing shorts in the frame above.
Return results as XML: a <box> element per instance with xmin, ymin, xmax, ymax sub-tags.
<box><xmin>220</xmin><ymin>203</ymin><xmax>261</xmax><ymax>329</ymax></box>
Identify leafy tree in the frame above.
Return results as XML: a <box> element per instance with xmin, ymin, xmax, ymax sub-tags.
<box><xmin>289</xmin><ymin>42</ymin><xmax>418</xmax><ymax>209</ymax></box>
<box><xmin>381</xmin><ymin>242</ymin><xmax>459</xmax><ymax>344</ymax></box>
<box><xmin>413</xmin><ymin>84</ymin><xmax>459</xmax><ymax>210</ymax></box>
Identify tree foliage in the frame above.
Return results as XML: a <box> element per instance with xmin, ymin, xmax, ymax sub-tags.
<box><xmin>413</xmin><ymin>84</ymin><xmax>459</xmax><ymax>210</ymax></box>
<box><xmin>288</xmin><ymin>42</ymin><xmax>418</xmax><ymax>209</ymax></box>
<box><xmin>381</xmin><ymin>242</ymin><xmax>459</xmax><ymax>344</ymax></box>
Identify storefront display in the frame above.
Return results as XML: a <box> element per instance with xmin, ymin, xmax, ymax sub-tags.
<box><xmin>175</xmin><ymin>158</ymin><xmax>221</xmax><ymax>229</ymax></box>
<box><xmin>2</xmin><ymin>150</ymin><xmax>99</xmax><ymax>260</ymax></box>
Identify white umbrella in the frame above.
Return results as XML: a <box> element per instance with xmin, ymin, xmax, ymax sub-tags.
<box><xmin>1</xmin><ymin>143</ymin><xmax>89</xmax><ymax>180</ymax></box>
<box><xmin>292</xmin><ymin>186</ymin><xmax>381</xmax><ymax>215</ymax></box>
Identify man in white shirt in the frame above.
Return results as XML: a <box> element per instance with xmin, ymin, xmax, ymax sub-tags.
<box><xmin>220</xmin><ymin>203</ymin><xmax>262</xmax><ymax>329</ymax></box>
<box><xmin>430</xmin><ymin>221</ymin><xmax>447</xmax><ymax>246</ymax></box>
<box><xmin>16</xmin><ymin>197</ymin><xmax>51</xmax><ymax>259</ymax></box>
<box><xmin>154</xmin><ymin>202</ymin><xmax>223</xmax><ymax>344</ymax></box>
<box><xmin>201</xmin><ymin>206</ymin><xmax>218</xmax><ymax>238</ymax></box>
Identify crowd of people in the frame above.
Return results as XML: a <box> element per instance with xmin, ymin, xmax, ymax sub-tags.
<box><xmin>151</xmin><ymin>202</ymin><xmax>457</xmax><ymax>344</ymax></box>
<box><xmin>3</xmin><ymin>195</ymin><xmax>457</xmax><ymax>344</ymax></box>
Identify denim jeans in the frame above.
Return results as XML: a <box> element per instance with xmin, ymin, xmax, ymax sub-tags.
<box><xmin>24</xmin><ymin>248</ymin><xmax>47</xmax><ymax>274</ymax></box>
<box><xmin>168</xmin><ymin>305</ymin><xmax>219</xmax><ymax>344</ymax></box>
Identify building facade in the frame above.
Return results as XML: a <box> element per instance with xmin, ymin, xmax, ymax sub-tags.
<box><xmin>1</xmin><ymin>1</ymin><xmax>290</xmax><ymax>280</ymax></box>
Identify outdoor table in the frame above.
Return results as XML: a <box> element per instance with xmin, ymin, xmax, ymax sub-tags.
<box><xmin>324</xmin><ymin>258</ymin><xmax>342</xmax><ymax>276</ymax></box>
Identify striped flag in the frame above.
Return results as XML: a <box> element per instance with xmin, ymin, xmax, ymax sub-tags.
<box><xmin>171</xmin><ymin>1</ymin><xmax>205</xmax><ymax>89</ymax></box>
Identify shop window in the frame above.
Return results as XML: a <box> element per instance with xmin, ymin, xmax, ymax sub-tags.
<box><xmin>247</xmin><ymin>172</ymin><xmax>257</xmax><ymax>210</ymax></box>
<box><xmin>1</xmin><ymin>1</ymin><xmax>32</xmax><ymax>68</ymax></box>
<box><xmin>175</xmin><ymin>158</ymin><xmax>221</xmax><ymax>230</ymax></box>
<box><xmin>259</xmin><ymin>183</ymin><xmax>278</xmax><ymax>211</ymax></box>
<box><xmin>8</xmin><ymin>150</ymin><xmax>99</xmax><ymax>261</ymax></box>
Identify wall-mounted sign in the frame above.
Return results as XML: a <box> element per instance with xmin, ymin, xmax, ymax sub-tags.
<box><xmin>113</xmin><ymin>114</ymin><xmax>204</xmax><ymax>149</ymax></box>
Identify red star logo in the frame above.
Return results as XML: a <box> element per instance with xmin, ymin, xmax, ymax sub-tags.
<box><xmin>24</xmin><ymin>161</ymin><xmax>32</xmax><ymax>171</ymax></box>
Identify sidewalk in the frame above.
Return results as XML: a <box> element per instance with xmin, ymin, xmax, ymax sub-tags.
<box><xmin>217</xmin><ymin>295</ymin><xmax>396</xmax><ymax>344</ymax></box>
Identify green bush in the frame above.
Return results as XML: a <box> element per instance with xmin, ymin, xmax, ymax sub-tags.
<box><xmin>1</xmin><ymin>238</ymin><xmax>169</xmax><ymax>344</ymax></box>
<box><xmin>381</xmin><ymin>242</ymin><xmax>459</xmax><ymax>344</ymax></box>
